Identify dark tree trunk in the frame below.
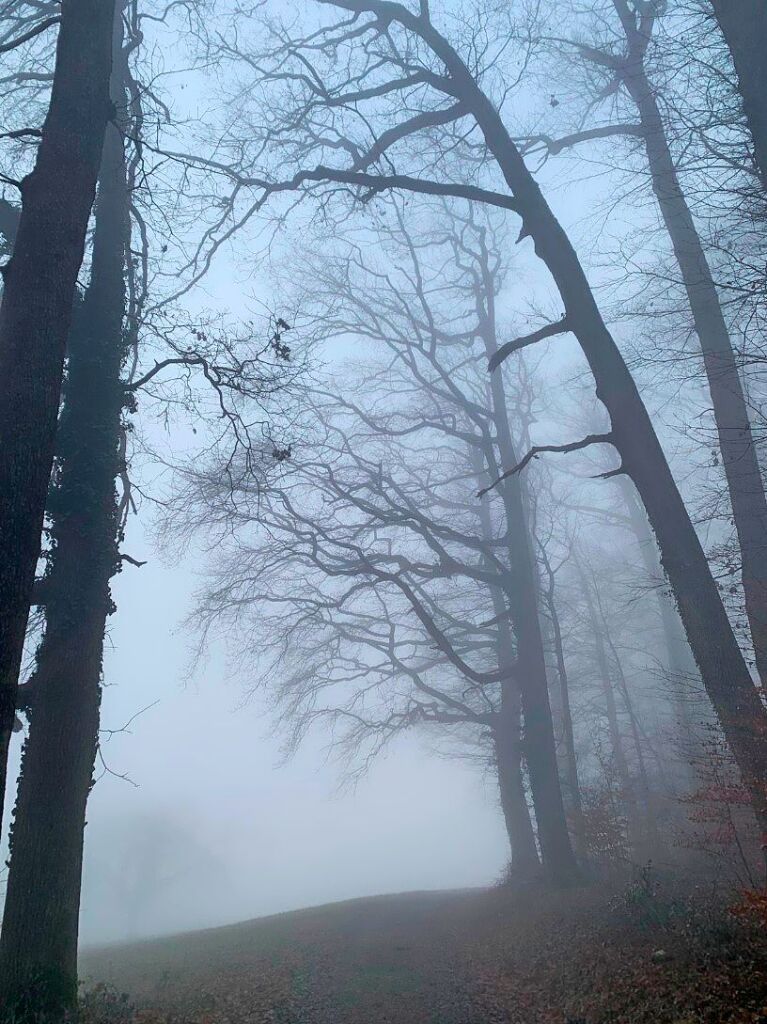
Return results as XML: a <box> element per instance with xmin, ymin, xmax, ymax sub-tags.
<box><xmin>0</xmin><ymin>31</ymin><xmax>130</xmax><ymax>1015</ymax></box>
<box><xmin>493</xmin><ymin>703</ymin><xmax>541</xmax><ymax>880</ymax></box>
<box><xmin>621</xmin><ymin>45</ymin><xmax>767</xmax><ymax>693</ymax></box>
<box><xmin>472</xmin><ymin>451</ymin><xmax>542</xmax><ymax>879</ymax></box>
<box><xmin>710</xmin><ymin>0</ymin><xmax>767</xmax><ymax>189</ymax></box>
<box><xmin>438</xmin><ymin>47</ymin><xmax>767</xmax><ymax>845</ymax></box>
<box><xmin>474</xmin><ymin>270</ymin><xmax>578</xmax><ymax>884</ymax></box>
<box><xmin>0</xmin><ymin>0</ymin><xmax>116</xmax><ymax>838</ymax></box>
<box><xmin>540</xmin><ymin>550</ymin><xmax>588</xmax><ymax>861</ymax></box>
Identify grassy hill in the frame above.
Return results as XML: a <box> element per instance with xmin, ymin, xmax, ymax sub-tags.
<box><xmin>80</xmin><ymin>882</ymin><xmax>767</xmax><ymax>1024</ymax></box>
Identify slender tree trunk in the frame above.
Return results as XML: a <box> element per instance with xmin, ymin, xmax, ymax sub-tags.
<box><xmin>574</xmin><ymin>555</ymin><xmax>641</xmax><ymax>856</ymax></box>
<box><xmin>492</xmin><ymin>613</ymin><xmax>541</xmax><ymax>879</ymax></box>
<box><xmin>474</xmin><ymin>273</ymin><xmax>578</xmax><ymax>883</ymax></box>
<box><xmin>540</xmin><ymin>550</ymin><xmax>588</xmax><ymax>861</ymax></box>
<box><xmin>709</xmin><ymin>0</ymin><xmax>767</xmax><ymax>189</ymax></box>
<box><xmin>618</xmin><ymin>479</ymin><xmax>699</xmax><ymax>685</ymax></box>
<box><xmin>0</xmin><ymin>0</ymin><xmax>116</xmax><ymax>837</ymax></box>
<box><xmin>541</xmin><ymin>615</ymin><xmax>565</xmax><ymax>752</ymax></box>
<box><xmin>593</xmin><ymin>569</ymin><xmax>663</xmax><ymax>860</ymax></box>
<box><xmin>0</xmin><ymin>28</ymin><xmax>129</xmax><ymax>1015</ymax></box>
<box><xmin>622</xmin><ymin>50</ymin><xmax>767</xmax><ymax>692</ymax></box>
<box><xmin>606</xmin><ymin>627</ymin><xmax>663</xmax><ymax>860</ymax></box>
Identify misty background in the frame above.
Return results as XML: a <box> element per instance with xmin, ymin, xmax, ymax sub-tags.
<box><xmin>0</xmin><ymin>0</ymin><xmax>752</xmax><ymax>960</ymax></box>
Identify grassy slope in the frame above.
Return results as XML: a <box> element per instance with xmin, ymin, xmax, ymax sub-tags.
<box><xmin>80</xmin><ymin>884</ymin><xmax>767</xmax><ymax>1024</ymax></box>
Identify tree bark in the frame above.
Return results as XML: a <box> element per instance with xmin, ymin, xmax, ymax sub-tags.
<box><xmin>0</xmin><ymin>0</ymin><xmax>116</xmax><ymax>839</ymax></box>
<box><xmin>620</xmin><ymin>45</ymin><xmax>767</xmax><ymax>693</ymax></box>
<box><xmin>710</xmin><ymin>0</ymin><xmax>767</xmax><ymax>190</ymax></box>
<box><xmin>0</xmin><ymin>25</ymin><xmax>129</xmax><ymax>1014</ymax></box>
<box><xmin>493</xmin><ymin>703</ymin><xmax>541</xmax><ymax>880</ymax></box>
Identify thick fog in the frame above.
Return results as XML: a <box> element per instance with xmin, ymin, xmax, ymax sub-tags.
<box><xmin>1</xmin><ymin>12</ymin><xmax>766</xmax><ymax>1019</ymax></box>
<box><xmin>0</xmin><ymin>80</ymin><xmax>707</xmax><ymax>949</ymax></box>
<box><xmin>80</xmin><ymin>542</ymin><xmax>510</xmax><ymax>944</ymax></box>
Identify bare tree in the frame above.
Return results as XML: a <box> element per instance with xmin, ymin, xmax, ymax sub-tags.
<box><xmin>184</xmin><ymin>0</ymin><xmax>767</xmax><ymax>849</ymax></box>
<box><xmin>185</xmin><ymin>385</ymin><xmax>544</xmax><ymax>872</ymax></box>
<box><xmin>530</xmin><ymin>0</ymin><xmax>767</xmax><ymax>693</ymax></box>
<box><xmin>0</xmin><ymin>0</ymin><xmax>116</xmax><ymax>840</ymax></box>
<box><xmin>0</xmin><ymin>3</ymin><xmax>298</xmax><ymax>1011</ymax></box>
<box><xmin>174</xmin><ymin>197</ymin><xmax>595</xmax><ymax>878</ymax></box>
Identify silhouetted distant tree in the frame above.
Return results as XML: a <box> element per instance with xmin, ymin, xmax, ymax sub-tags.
<box><xmin>175</xmin><ymin>200</ymin><xmax>581</xmax><ymax>879</ymax></box>
<box><xmin>192</xmin><ymin>0</ymin><xmax>767</xmax><ymax>852</ymax></box>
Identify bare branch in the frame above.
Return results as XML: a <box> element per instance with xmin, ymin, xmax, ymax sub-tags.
<box><xmin>0</xmin><ymin>15</ymin><xmax>59</xmax><ymax>55</ymax></box>
<box><xmin>120</xmin><ymin>553</ymin><xmax>147</xmax><ymax>568</ymax></box>
<box><xmin>517</xmin><ymin>124</ymin><xmax>645</xmax><ymax>158</ymax></box>
<box><xmin>488</xmin><ymin>317</ymin><xmax>571</xmax><ymax>371</ymax></box>
<box><xmin>478</xmin><ymin>433</ymin><xmax>615</xmax><ymax>497</ymax></box>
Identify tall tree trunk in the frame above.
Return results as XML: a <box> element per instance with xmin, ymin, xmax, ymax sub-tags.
<box><xmin>493</xmin><ymin>706</ymin><xmax>541</xmax><ymax>880</ymax></box>
<box><xmin>709</xmin><ymin>0</ymin><xmax>767</xmax><ymax>189</ymax></box>
<box><xmin>0</xmin><ymin>0</ymin><xmax>116</xmax><ymax>837</ymax></box>
<box><xmin>540</xmin><ymin>548</ymin><xmax>588</xmax><ymax>861</ymax></box>
<box><xmin>0</xmin><ymin>26</ymin><xmax>129</xmax><ymax>1015</ymax></box>
<box><xmin>428</xmin><ymin>29</ymin><xmax>767</xmax><ymax>846</ymax></box>
<box><xmin>474</xmin><ymin>270</ymin><xmax>578</xmax><ymax>883</ymax></box>
<box><xmin>472</xmin><ymin>450</ymin><xmax>542</xmax><ymax>879</ymax></box>
<box><xmin>620</xmin><ymin>43</ymin><xmax>767</xmax><ymax>692</ymax></box>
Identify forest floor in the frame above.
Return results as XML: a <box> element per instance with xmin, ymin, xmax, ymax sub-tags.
<box><xmin>79</xmin><ymin>878</ymin><xmax>767</xmax><ymax>1024</ymax></box>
